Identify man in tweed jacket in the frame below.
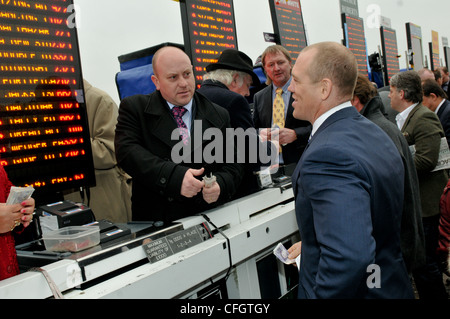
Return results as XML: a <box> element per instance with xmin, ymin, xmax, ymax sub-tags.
<box><xmin>390</xmin><ymin>70</ymin><xmax>448</xmax><ymax>299</ymax></box>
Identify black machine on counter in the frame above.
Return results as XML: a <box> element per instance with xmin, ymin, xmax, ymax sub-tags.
<box><xmin>15</xmin><ymin>200</ymin><xmax>135</xmax><ymax>271</ymax></box>
<box><xmin>38</xmin><ymin>200</ymin><xmax>96</xmax><ymax>228</ymax></box>
<box><xmin>35</xmin><ymin>200</ymin><xmax>133</xmax><ymax>245</ymax></box>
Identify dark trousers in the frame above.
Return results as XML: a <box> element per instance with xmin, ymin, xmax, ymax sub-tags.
<box><xmin>413</xmin><ymin>215</ymin><xmax>448</xmax><ymax>299</ymax></box>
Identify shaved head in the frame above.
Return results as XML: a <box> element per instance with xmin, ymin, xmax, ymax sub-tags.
<box><xmin>151</xmin><ymin>46</ymin><xmax>195</xmax><ymax>106</ymax></box>
<box><xmin>301</xmin><ymin>42</ymin><xmax>358</xmax><ymax>100</ymax></box>
<box><xmin>152</xmin><ymin>46</ymin><xmax>189</xmax><ymax>77</ymax></box>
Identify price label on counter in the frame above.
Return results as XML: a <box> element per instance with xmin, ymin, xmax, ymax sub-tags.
<box><xmin>142</xmin><ymin>224</ymin><xmax>212</xmax><ymax>264</ymax></box>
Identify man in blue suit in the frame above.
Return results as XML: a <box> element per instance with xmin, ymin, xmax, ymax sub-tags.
<box><xmin>288</xmin><ymin>42</ymin><xmax>414</xmax><ymax>298</ymax></box>
<box><xmin>422</xmin><ymin>78</ymin><xmax>450</xmax><ymax>148</ymax></box>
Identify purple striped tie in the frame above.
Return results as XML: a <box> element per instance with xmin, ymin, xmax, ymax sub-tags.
<box><xmin>172</xmin><ymin>106</ymin><xmax>189</xmax><ymax>144</ymax></box>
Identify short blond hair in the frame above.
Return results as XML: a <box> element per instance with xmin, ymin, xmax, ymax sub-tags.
<box><xmin>302</xmin><ymin>42</ymin><xmax>358</xmax><ymax>99</ymax></box>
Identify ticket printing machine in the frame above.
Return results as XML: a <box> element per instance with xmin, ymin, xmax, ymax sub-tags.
<box><xmin>0</xmin><ymin>174</ymin><xmax>300</xmax><ymax>299</ymax></box>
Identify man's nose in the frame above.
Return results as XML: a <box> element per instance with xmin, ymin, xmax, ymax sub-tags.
<box><xmin>178</xmin><ymin>77</ymin><xmax>188</xmax><ymax>87</ymax></box>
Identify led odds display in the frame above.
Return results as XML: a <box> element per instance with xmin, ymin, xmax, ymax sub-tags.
<box><xmin>180</xmin><ymin>0</ymin><xmax>238</xmax><ymax>88</ymax></box>
<box><xmin>0</xmin><ymin>0</ymin><xmax>95</xmax><ymax>193</ymax></box>
<box><xmin>269</xmin><ymin>0</ymin><xmax>307</xmax><ymax>61</ymax></box>
<box><xmin>380</xmin><ymin>26</ymin><xmax>400</xmax><ymax>84</ymax></box>
<box><xmin>342</xmin><ymin>13</ymin><xmax>368</xmax><ymax>76</ymax></box>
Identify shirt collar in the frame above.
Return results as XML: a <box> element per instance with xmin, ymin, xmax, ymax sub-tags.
<box><xmin>435</xmin><ymin>99</ymin><xmax>446</xmax><ymax>115</ymax></box>
<box><xmin>167</xmin><ymin>99</ymin><xmax>193</xmax><ymax>113</ymax></box>
<box><xmin>273</xmin><ymin>77</ymin><xmax>292</xmax><ymax>94</ymax></box>
<box><xmin>310</xmin><ymin>101</ymin><xmax>353</xmax><ymax>138</ymax></box>
<box><xmin>395</xmin><ymin>103</ymin><xmax>418</xmax><ymax>130</ymax></box>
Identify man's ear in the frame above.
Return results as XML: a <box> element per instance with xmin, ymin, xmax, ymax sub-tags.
<box><xmin>229</xmin><ymin>73</ymin><xmax>240</xmax><ymax>90</ymax></box>
<box><xmin>353</xmin><ymin>96</ymin><xmax>365</xmax><ymax>112</ymax></box>
<box><xmin>151</xmin><ymin>74</ymin><xmax>160</xmax><ymax>90</ymax></box>
<box><xmin>320</xmin><ymin>78</ymin><xmax>332</xmax><ymax>100</ymax></box>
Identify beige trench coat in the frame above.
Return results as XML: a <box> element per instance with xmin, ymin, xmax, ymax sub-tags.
<box><xmin>65</xmin><ymin>80</ymin><xmax>132</xmax><ymax>223</ymax></box>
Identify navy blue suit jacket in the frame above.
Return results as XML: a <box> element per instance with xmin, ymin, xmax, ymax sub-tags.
<box><xmin>437</xmin><ymin>99</ymin><xmax>450</xmax><ymax>148</ymax></box>
<box><xmin>292</xmin><ymin>106</ymin><xmax>414</xmax><ymax>299</ymax></box>
<box><xmin>197</xmin><ymin>80</ymin><xmax>254</xmax><ymax>130</ymax></box>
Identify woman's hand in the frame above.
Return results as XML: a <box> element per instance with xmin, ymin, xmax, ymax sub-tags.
<box><xmin>19</xmin><ymin>197</ymin><xmax>35</xmax><ymax>228</ymax></box>
<box><xmin>0</xmin><ymin>203</ymin><xmax>24</xmax><ymax>234</ymax></box>
<box><xmin>0</xmin><ymin>197</ymin><xmax>35</xmax><ymax>233</ymax></box>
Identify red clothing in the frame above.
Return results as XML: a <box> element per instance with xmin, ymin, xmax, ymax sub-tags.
<box><xmin>439</xmin><ymin>179</ymin><xmax>450</xmax><ymax>274</ymax></box>
<box><xmin>0</xmin><ymin>165</ymin><xmax>19</xmax><ymax>280</ymax></box>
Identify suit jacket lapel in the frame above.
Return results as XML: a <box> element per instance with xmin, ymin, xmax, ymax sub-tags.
<box><xmin>261</xmin><ymin>86</ymin><xmax>273</xmax><ymax>126</ymax></box>
<box><xmin>401</xmin><ymin>104</ymin><xmax>422</xmax><ymax>133</ymax></box>
<box><xmin>294</xmin><ymin>108</ymin><xmax>356</xmax><ymax>189</ymax></box>
<box><xmin>191</xmin><ymin>95</ymin><xmax>216</xmax><ymax>156</ymax></box>
<box><xmin>144</xmin><ymin>92</ymin><xmax>180</xmax><ymax>148</ymax></box>
<box><xmin>143</xmin><ymin>91</ymin><xmax>229</xmax><ymax>164</ymax></box>
<box><xmin>193</xmin><ymin>94</ymin><xmax>224</xmax><ymax>129</ymax></box>
<box><xmin>437</xmin><ymin>104</ymin><xmax>445</xmax><ymax>119</ymax></box>
<box><xmin>310</xmin><ymin>107</ymin><xmax>357</xmax><ymax>144</ymax></box>
<box><xmin>144</xmin><ymin>91</ymin><xmax>225</xmax><ymax>142</ymax></box>
<box><xmin>285</xmin><ymin>95</ymin><xmax>295</xmax><ymax>126</ymax></box>
<box><xmin>438</xmin><ymin>100</ymin><xmax>450</xmax><ymax>120</ymax></box>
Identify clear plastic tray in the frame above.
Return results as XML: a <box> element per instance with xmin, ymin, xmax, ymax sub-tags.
<box><xmin>43</xmin><ymin>226</ymin><xmax>100</xmax><ymax>252</ymax></box>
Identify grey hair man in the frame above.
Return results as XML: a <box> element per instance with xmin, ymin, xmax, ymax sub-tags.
<box><xmin>389</xmin><ymin>70</ymin><xmax>449</xmax><ymax>299</ymax></box>
<box><xmin>198</xmin><ymin>49</ymin><xmax>271</xmax><ymax>199</ymax></box>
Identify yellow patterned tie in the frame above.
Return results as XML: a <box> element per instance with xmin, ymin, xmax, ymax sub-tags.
<box><xmin>273</xmin><ymin>87</ymin><xmax>285</xmax><ymax>129</ymax></box>
<box><xmin>273</xmin><ymin>87</ymin><xmax>285</xmax><ymax>153</ymax></box>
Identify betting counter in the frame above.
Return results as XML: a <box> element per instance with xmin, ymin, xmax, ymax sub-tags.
<box><xmin>0</xmin><ymin>184</ymin><xmax>300</xmax><ymax>299</ymax></box>
<box><xmin>0</xmin><ymin>0</ymin><xmax>300</xmax><ymax>299</ymax></box>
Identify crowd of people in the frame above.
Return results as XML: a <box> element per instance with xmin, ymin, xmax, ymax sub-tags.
<box><xmin>1</xmin><ymin>41</ymin><xmax>449</xmax><ymax>299</ymax></box>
